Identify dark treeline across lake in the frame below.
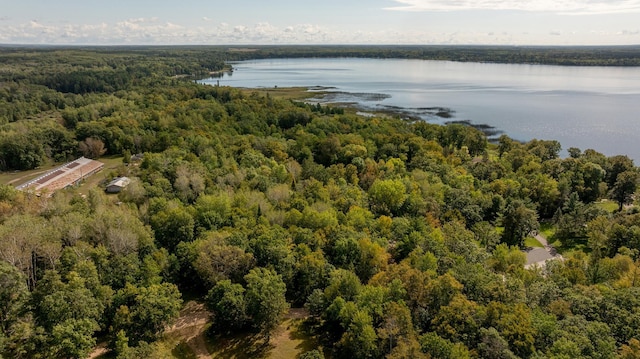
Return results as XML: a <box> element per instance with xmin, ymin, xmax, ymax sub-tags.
<box><xmin>202</xmin><ymin>58</ymin><xmax>640</xmax><ymax>161</ymax></box>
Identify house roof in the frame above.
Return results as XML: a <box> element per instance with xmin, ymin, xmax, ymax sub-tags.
<box><xmin>107</xmin><ymin>177</ymin><xmax>131</xmax><ymax>188</ymax></box>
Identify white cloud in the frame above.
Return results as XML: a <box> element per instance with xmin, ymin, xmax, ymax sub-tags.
<box><xmin>0</xmin><ymin>17</ymin><xmax>638</xmax><ymax>45</ymax></box>
<box><xmin>385</xmin><ymin>0</ymin><xmax>640</xmax><ymax>15</ymax></box>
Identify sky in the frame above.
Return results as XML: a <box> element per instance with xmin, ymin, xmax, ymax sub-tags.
<box><xmin>1</xmin><ymin>0</ymin><xmax>639</xmax><ymax>45</ymax></box>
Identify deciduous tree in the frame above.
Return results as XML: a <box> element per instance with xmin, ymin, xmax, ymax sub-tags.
<box><xmin>205</xmin><ymin>279</ymin><xmax>248</xmax><ymax>334</ymax></box>
<box><xmin>79</xmin><ymin>137</ymin><xmax>107</xmax><ymax>158</ymax></box>
<box><xmin>501</xmin><ymin>200</ymin><xmax>539</xmax><ymax>248</ymax></box>
<box><xmin>611</xmin><ymin>170</ymin><xmax>638</xmax><ymax>211</ymax></box>
<box><xmin>368</xmin><ymin>179</ymin><xmax>407</xmax><ymax>216</ymax></box>
<box><xmin>244</xmin><ymin>267</ymin><xmax>289</xmax><ymax>337</ymax></box>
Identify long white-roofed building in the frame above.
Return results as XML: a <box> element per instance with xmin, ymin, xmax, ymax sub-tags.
<box><xmin>16</xmin><ymin>157</ymin><xmax>104</xmax><ymax>195</ymax></box>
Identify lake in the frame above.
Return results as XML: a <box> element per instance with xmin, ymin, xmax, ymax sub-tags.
<box><xmin>200</xmin><ymin>58</ymin><xmax>640</xmax><ymax>160</ymax></box>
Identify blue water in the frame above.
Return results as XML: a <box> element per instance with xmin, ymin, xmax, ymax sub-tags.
<box><xmin>201</xmin><ymin>58</ymin><xmax>640</xmax><ymax>160</ymax></box>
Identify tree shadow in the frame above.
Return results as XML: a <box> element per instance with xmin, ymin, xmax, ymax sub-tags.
<box><xmin>553</xmin><ymin>237</ymin><xmax>589</xmax><ymax>255</ymax></box>
<box><xmin>289</xmin><ymin>319</ymin><xmax>322</xmax><ymax>357</ymax></box>
<box><xmin>171</xmin><ymin>341</ymin><xmax>197</xmax><ymax>359</ymax></box>
<box><xmin>208</xmin><ymin>332</ymin><xmax>274</xmax><ymax>359</ymax></box>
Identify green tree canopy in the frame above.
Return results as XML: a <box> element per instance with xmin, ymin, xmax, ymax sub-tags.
<box><xmin>244</xmin><ymin>267</ymin><xmax>289</xmax><ymax>337</ymax></box>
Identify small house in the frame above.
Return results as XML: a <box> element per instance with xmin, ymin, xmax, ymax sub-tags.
<box><xmin>105</xmin><ymin>177</ymin><xmax>131</xmax><ymax>193</ymax></box>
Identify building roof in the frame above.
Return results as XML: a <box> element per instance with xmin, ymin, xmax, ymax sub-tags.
<box><xmin>106</xmin><ymin>177</ymin><xmax>131</xmax><ymax>188</ymax></box>
<box><xmin>16</xmin><ymin>157</ymin><xmax>104</xmax><ymax>194</ymax></box>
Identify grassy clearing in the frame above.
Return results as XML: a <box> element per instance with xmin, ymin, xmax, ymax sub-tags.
<box><xmin>532</xmin><ymin>222</ymin><xmax>590</xmax><ymax>254</ymax></box>
<box><xmin>0</xmin><ymin>160</ymin><xmax>57</xmax><ymax>186</ymax></box>
<box><xmin>208</xmin><ymin>318</ymin><xmax>320</xmax><ymax>359</ymax></box>
<box><xmin>208</xmin><ymin>332</ymin><xmax>271</xmax><ymax>358</ymax></box>
<box><xmin>539</xmin><ymin>222</ymin><xmax>556</xmax><ymax>241</ymax></box>
<box><xmin>242</xmin><ymin>87</ymin><xmax>320</xmax><ymax>101</ymax></box>
<box><xmin>151</xmin><ymin>335</ymin><xmax>198</xmax><ymax>359</ymax></box>
<box><xmin>549</xmin><ymin>236</ymin><xmax>589</xmax><ymax>255</ymax></box>
<box><xmin>525</xmin><ymin>237</ymin><xmax>544</xmax><ymax>248</ymax></box>
<box><xmin>267</xmin><ymin>318</ymin><xmax>320</xmax><ymax>359</ymax></box>
<box><xmin>595</xmin><ymin>199</ymin><xmax>619</xmax><ymax>213</ymax></box>
<box><xmin>540</xmin><ymin>221</ymin><xmax>590</xmax><ymax>254</ymax></box>
<box><xmin>536</xmin><ymin>223</ymin><xmax>591</xmax><ymax>255</ymax></box>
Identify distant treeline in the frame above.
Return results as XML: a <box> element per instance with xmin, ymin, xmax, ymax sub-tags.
<box><xmin>2</xmin><ymin>44</ymin><xmax>640</xmax><ymax>68</ymax></box>
<box><xmin>224</xmin><ymin>45</ymin><xmax>640</xmax><ymax>66</ymax></box>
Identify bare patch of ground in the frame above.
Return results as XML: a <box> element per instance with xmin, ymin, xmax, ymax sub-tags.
<box><xmin>285</xmin><ymin>308</ymin><xmax>309</xmax><ymax>319</ymax></box>
<box><xmin>166</xmin><ymin>301</ymin><xmax>212</xmax><ymax>359</ymax></box>
<box><xmin>87</xmin><ymin>342</ymin><xmax>108</xmax><ymax>359</ymax></box>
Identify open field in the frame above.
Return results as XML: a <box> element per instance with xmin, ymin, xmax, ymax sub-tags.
<box><xmin>1</xmin><ymin>156</ymin><xmax>124</xmax><ymax>195</ymax></box>
<box><xmin>0</xmin><ymin>162</ymin><xmax>57</xmax><ymax>187</ymax></box>
<box><xmin>241</xmin><ymin>87</ymin><xmax>319</xmax><ymax>101</ymax></box>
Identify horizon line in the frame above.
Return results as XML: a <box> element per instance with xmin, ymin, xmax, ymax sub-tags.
<box><xmin>1</xmin><ymin>43</ymin><xmax>640</xmax><ymax>48</ymax></box>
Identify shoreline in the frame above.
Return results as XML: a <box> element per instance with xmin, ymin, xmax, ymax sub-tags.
<box><xmin>301</xmin><ymin>88</ymin><xmax>503</xmax><ymax>140</ymax></box>
<box><xmin>199</xmin><ymin>54</ymin><xmax>640</xmax><ymax>160</ymax></box>
<box><xmin>215</xmin><ymin>83</ymin><xmax>505</xmax><ymax>141</ymax></box>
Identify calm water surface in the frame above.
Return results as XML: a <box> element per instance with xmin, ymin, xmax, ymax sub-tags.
<box><xmin>201</xmin><ymin>58</ymin><xmax>640</xmax><ymax>160</ymax></box>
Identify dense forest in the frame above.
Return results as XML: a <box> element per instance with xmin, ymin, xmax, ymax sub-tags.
<box><xmin>221</xmin><ymin>45</ymin><xmax>640</xmax><ymax>66</ymax></box>
<box><xmin>2</xmin><ymin>47</ymin><xmax>640</xmax><ymax>359</ymax></box>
